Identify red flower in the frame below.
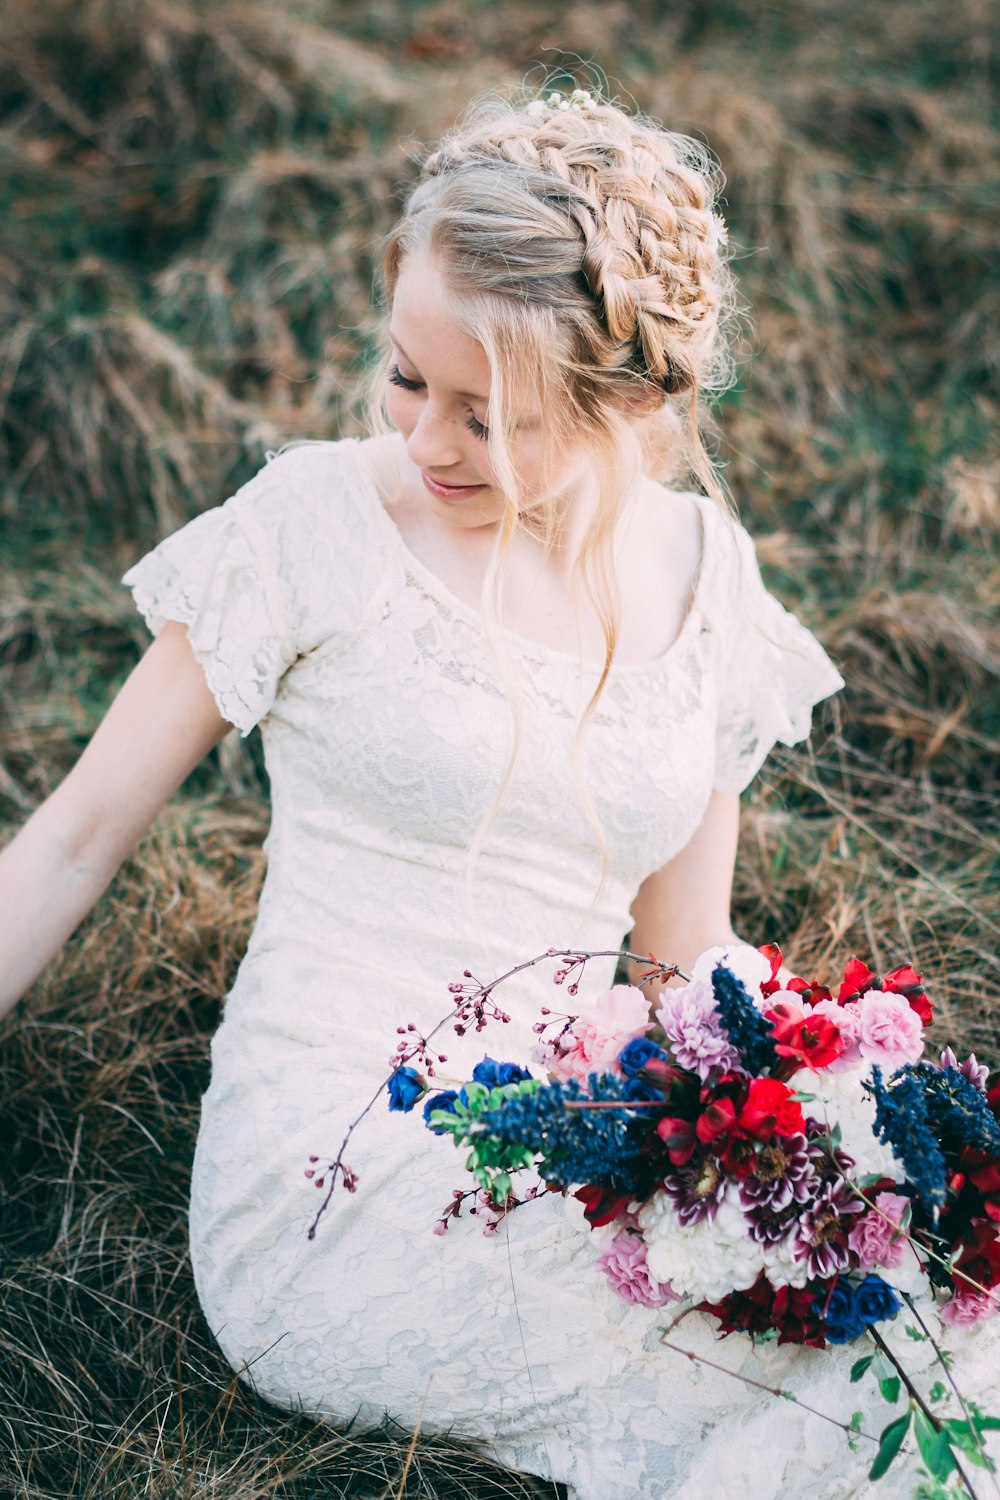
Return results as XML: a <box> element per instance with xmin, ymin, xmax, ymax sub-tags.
<box><xmin>574</xmin><ymin>1185</ymin><xmax>633</xmax><ymax>1228</ymax></box>
<box><xmin>882</xmin><ymin>964</ymin><xmax>932</xmax><ymax>1026</ymax></box>
<box><xmin>656</xmin><ymin>1115</ymin><xmax>698</xmax><ymax>1166</ymax></box>
<box><xmin>952</xmin><ymin>1218</ymin><xmax>1000</xmax><ymax>1293</ymax></box>
<box><xmin>790</xmin><ymin>977</ymin><xmax>834</xmax><ymax>1006</ymax></box>
<box><xmin>765</xmin><ymin>1001</ymin><xmax>844</xmax><ymax>1073</ymax></box>
<box><xmin>837</xmin><ymin>957</ymin><xmax>877</xmax><ymax>1005</ymax></box>
<box><xmin>835</xmin><ymin>955</ymin><xmax>932</xmax><ymax>1026</ymax></box>
<box><xmin>691</xmin><ymin>1076</ymin><xmax>806</xmax><ymax>1177</ymax></box>
<box><xmin>758</xmin><ymin>944</ymin><xmax>785</xmax><ymax>998</ymax></box>
<box><xmin>700</xmin><ymin>1271</ymin><xmax>828</xmax><ymax>1347</ymax></box>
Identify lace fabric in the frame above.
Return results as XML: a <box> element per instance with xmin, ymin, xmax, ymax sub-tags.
<box><xmin>115</xmin><ymin>438</ymin><xmax>991</xmax><ymax>1500</ymax></box>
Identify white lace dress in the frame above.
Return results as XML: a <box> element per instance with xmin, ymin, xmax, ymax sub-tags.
<box><xmin>121</xmin><ymin>439</ymin><xmax>998</xmax><ymax>1498</ymax></box>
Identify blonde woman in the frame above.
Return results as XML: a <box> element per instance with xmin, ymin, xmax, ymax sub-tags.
<box><xmin>4</xmin><ymin>89</ymin><xmax>964</xmax><ymax>1498</ymax></box>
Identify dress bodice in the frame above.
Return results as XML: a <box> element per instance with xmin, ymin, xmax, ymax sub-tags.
<box><xmin>121</xmin><ymin>438</ymin><xmax>844</xmax><ymax>1065</ymax></box>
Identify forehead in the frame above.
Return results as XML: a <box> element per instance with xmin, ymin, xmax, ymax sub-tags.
<box><xmin>389</xmin><ymin>253</ymin><xmax>492</xmax><ymax>400</ymax></box>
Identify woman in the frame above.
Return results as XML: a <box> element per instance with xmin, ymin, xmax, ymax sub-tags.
<box><xmin>5</xmin><ymin>87</ymin><xmax>970</xmax><ymax>1498</ymax></box>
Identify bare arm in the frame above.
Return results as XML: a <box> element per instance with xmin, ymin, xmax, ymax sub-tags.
<box><xmin>0</xmin><ymin>621</ymin><xmax>235</xmax><ymax>1021</ymax></box>
<box><xmin>625</xmin><ymin>788</ymin><xmax>742</xmax><ymax>991</ymax></box>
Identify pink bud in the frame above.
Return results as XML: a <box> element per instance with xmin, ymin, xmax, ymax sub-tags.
<box><xmin>304</xmin><ymin>1169</ymin><xmax>315</xmax><ymax>1179</ymax></box>
<box><xmin>433</xmin><ymin>1221</ymin><xmax>448</xmax><ymax>1236</ymax></box>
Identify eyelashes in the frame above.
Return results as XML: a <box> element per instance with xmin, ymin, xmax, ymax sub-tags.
<box><xmin>388</xmin><ymin>364</ymin><xmax>490</xmax><ymax>441</ymax></box>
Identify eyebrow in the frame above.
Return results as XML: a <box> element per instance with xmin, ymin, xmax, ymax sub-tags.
<box><xmin>388</xmin><ymin>330</ymin><xmax>490</xmax><ymax>405</ymax></box>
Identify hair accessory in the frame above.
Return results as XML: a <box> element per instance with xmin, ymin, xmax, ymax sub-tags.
<box><xmin>706</xmin><ymin>213</ymin><xmax>729</xmax><ymax>253</ymax></box>
<box><xmin>526</xmin><ymin>88</ymin><xmax>598</xmax><ymax>119</ymax></box>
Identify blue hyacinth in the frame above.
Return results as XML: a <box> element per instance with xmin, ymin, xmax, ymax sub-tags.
<box><xmin>479</xmin><ymin>1072</ymin><xmax>658</xmax><ymax>1192</ymax></box>
<box><xmin>867</xmin><ymin>1066</ymin><xmax>948</xmax><ymax>1216</ymax></box>
<box><xmin>711</xmin><ymin>964</ymin><xmax>777</xmax><ymax>1074</ymax></box>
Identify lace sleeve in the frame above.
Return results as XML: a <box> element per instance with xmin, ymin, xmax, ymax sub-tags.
<box><xmin>712</xmin><ymin>521</ymin><xmax>845</xmax><ymax>795</ymax></box>
<box><xmin>120</xmin><ymin>441</ymin><xmax>378</xmax><ymax>738</ymax></box>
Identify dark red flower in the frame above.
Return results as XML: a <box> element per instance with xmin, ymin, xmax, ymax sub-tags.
<box><xmin>789</xmin><ymin>976</ymin><xmax>835</xmax><ymax>1006</ymax></box>
<box><xmin>574</xmin><ymin>1185</ymin><xmax>633</xmax><ymax>1228</ymax></box>
<box><xmin>765</xmin><ymin>1002</ymin><xmax>844</xmax><ymax>1073</ymax></box>
<box><xmin>952</xmin><ymin>1218</ymin><xmax>1000</xmax><ymax>1292</ymax></box>
<box><xmin>700</xmin><ymin>1271</ymin><xmax>828</xmax><ymax>1348</ymax></box>
<box><xmin>656</xmin><ymin>1115</ymin><xmax>698</xmax><ymax>1166</ymax></box>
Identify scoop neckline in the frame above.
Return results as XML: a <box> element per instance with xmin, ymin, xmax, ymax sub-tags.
<box><xmin>346</xmin><ymin>436</ymin><xmax>712</xmax><ymax>676</ymax></box>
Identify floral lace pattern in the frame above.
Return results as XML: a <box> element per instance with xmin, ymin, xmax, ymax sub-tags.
<box><xmin>118</xmin><ymin>439</ymin><xmax>881</xmax><ymax>1499</ymax></box>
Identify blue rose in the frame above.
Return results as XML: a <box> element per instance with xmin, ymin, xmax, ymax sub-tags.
<box><xmin>387</xmin><ymin>1065</ymin><xmax>426</xmax><ymax>1113</ymax></box>
<box><xmin>814</xmin><ymin>1282</ymin><xmax>866</xmax><ymax>1344</ymax></box>
<box><xmin>422</xmin><ymin>1088</ymin><xmax>460</xmax><ymax>1131</ymax></box>
<box><xmin>618</xmin><ymin>1038</ymin><xmax>667</xmax><ymax>1080</ymax></box>
<box><xmin>472</xmin><ymin>1056</ymin><xmax>533</xmax><ymax>1088</ymax></box>
<box><xmin>622</xmin><ymin>1077</ymin><xmax>663</xmax><ymax>1103</ymax></box>
<box><xmin>856</xmin><ymin>1274</ymin><xmax>902</xmax><ymax>1327</ymax></box>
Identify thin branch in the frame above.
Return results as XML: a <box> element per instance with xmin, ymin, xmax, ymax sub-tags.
<box><xmin>659</xmin><ymin>1335</ymin><xmax>879</xmax><ymax>1445</ymax></box>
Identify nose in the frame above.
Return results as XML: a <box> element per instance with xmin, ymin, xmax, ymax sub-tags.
<box><xmin>404</xmin><ymin>399</ymin><xmax>463</xmax><ymax>473</ymax></box>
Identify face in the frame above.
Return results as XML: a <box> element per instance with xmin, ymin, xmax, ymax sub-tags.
<box><xmin>385</xmin><ymin>250</ymin><xmax>593</xmax><ymax>533</ymax></box>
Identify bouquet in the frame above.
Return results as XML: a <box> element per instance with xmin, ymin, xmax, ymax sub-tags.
<box><xmin>306</xmin><ymin>941</ymin><xmax>1000</xmax><ymax>1492</ymax></box>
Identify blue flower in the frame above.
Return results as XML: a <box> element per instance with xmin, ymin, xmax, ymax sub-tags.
<box><xmin>867</xmin><ymin>1066</ymin><xmax>948</xmax><ymax>1215</ymax></box>
<box><xmin>618</xmin><ymin>1038</ymin><xmax>667</xmax><ymax>1080</ymax></box>
<box><xmin>387</xmin><ymin>1065</ymin><xmax>425</xmax><ymax>1113</ymax></box>
<box><xmin>471</xmin><ymin>1057</ymin><xmax>533</xmax><ymax>1088</ymax></box>
<box><xmin>422</xmin><ymin>1089</ymin><xmax>460</xmax><ymax>1131</ymax></box>
<box><xmin>856</xmin><ymin>1275</ymin><xmax>902</xmax><ymax>1326</ymax></box>
<box><xmin>712</xmin><ymin>964</ymin><xmax>777</xmax><ymax>1074</ymax></box>
<box><xmin>814</xmin><ymin>1281</ymin><xmax>866</xmax><ymax>1345</ymax></box>
<box><xmin>479</xmin><ymin>1071</ymin><xmax>658</xmax><ymax>1193</ymax></box>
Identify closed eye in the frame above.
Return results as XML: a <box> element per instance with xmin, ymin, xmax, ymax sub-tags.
<box><xmin>388</xmin><ymin>363</ymin><xmax>490</xmax><ymax>441</ymax></box>
<box><xmin>388</xmin><ymin>364</ymin><xmax>422</xmax><ymax>392</ymax></box>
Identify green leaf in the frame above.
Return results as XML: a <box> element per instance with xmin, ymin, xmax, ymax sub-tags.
<box><xmin>879</xmin><ymin>1376</ymin><xmax>902</xmax><ymax>1405</ymax></box>
<box><xmin>905</xmin><ymin>1324</ymin><xmax>929</xmax><ymax>1342</ymax></box>
<box><xmin>913</xmin><ymin>1409</ymin><xmax>955</xmax><ymax>1482</ymax></box>
<box><xmin>928</xmin><ymin>1382</ymin><xmax>948</xmax><ymax>1404</ymax></box>
<box><xmin>869</xmin><ymin>1410</ymin><xmax>912</xmax><ymax>1481</ymax></box>
<box><xmin>851</xmin><ymin>1355</ymin><xmax>875</xmax><ymax>1383</ymax></box>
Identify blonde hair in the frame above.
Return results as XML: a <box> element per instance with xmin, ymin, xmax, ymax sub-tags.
<box><xmin>367</xmin><ymin>86</ymin><xmax>737</xmax><ymax>913</ymax></box>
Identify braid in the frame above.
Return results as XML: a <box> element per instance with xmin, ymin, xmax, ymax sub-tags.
<box><xmin>416</xmin><ymin>99</ymin><xmax>729</xmax><ymax>399</ymax></box>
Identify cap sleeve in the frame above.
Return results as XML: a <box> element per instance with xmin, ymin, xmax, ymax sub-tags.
<box><xmin>120</xmin><ymin>440</ymin><xmax>378</xmax><ymax>737</ymax></box>
<box><xmin>710</xmin><ymin>515</ymin><xmax>845</xmax><ymax>795</ymax></box>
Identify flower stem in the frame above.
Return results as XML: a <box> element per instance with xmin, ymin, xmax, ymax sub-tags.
<box><xmin>900</xmin><ymin>1292</ymin><xmax>1000</xmax><ymax>1500</ymax></box>
<box><xmin>658</xmin><ymin>1335</ymin><xmax>879</xmax><ymax>1445</ymax></box>
<box><xmin>867</xmin><ymin>1325</ymin><xmax>981</xmax><ymax>1500</ymax></box>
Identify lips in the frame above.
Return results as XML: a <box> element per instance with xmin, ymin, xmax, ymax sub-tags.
<box><xmin>422</xmin><ymin>471</ymin><xmax>488</xmax><ymax>501</ymax></box>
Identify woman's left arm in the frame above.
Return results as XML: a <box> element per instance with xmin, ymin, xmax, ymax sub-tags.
<box><xmin>625</xmin><ymin>789</ymin><xmax>742</xmax><ymax>991</ymax></box>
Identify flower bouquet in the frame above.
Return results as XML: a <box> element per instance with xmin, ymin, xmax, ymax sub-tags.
<box><xmin>370</xmin><ymin>943</ymin><xmax>1000</xmax><ymax>1493</ymax></box>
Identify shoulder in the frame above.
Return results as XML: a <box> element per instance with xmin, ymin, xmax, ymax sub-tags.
<box><xmin>225</xmin><ymin>437</ymin><xmax>388</xmax><ymax>646</ymax></box>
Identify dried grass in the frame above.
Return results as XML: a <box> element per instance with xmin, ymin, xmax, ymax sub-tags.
<box><xmin>1</xmin><ymin>0</ymin><xmax>998</xmax><ymax>1493</ymax></box>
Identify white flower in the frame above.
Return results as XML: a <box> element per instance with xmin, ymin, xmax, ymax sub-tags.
<box><xmin>638</xmin><ymin>1187</ymin><xmax>764</xmax><ymax>1302</ymax></box>
<box><xmin>689</xmin><ymin>942</ymin><xmax>773</xmax><ymax>1006</ymax></box>
<box><xmin>802</xmin><ymin>1062</ymin><xmax>903</xmax><ymax>1182</ymax></box>
<box><xmin>526</xmin><ymin>100</ymin><xmax>547</xmax><ymax>119</ymax></box>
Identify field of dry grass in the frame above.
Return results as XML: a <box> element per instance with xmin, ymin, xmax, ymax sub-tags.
<box><xmin>1</xmin><ymin>0</ymin><xmax>998</xmax><ymax>1494</ymax></box>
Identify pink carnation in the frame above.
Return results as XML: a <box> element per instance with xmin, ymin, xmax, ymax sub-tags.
<box><xmin>856</xmin><ymin>990</ymin><xmax>924</xmax><ymax>1072</ymax></box>
<box><xmin>848</xmin><ymin>1192</ymin><xmax>910</xmax><ymax>1269</ymax></box>
<box><xmin>547</xmin><ymin>986</ymin><xmax>651</xmax><ymax>1084</ymax></box>
<box><xmin>596</xmin><ymin>1230</ymin><xmax>679</xmax><ymax>1308</ymax></box>
<box><xmin>808</xmin><ymin>998</ymin><xmax>863</xmax><ymax>1073</ymax></box>
<box><xmin>940</xmin><ymin>1289</ymin><xmax>1000</xmax><ymax>1327</ymax></box>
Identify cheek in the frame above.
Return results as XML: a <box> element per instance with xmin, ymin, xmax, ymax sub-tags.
<box><xmin>384</xmin><ymin>384</ymin><xmax>415</xmax><ymax>435</ymax></box>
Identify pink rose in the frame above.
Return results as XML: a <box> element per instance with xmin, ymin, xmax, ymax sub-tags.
<box><xmin>856</xmin><ymin>990</ymin><xmax>924</xmax><ymax>1072</ymax></box>
<box><xmin>940</xmin><ymin>1289</ymin><xmax>1000</xmax><ymax>1327</ymax></box>
<box><xmin>808</xmin><ymin>998</ymin><xmax>863</xmax><ymax>1073</ymax></box>
<box><xmin>848</xmin><ymin>1192</ymin><xmax>910</xmax><ymax>1269</ymax></box>
<box><xmin>596</xmin><ymin>1230</ymin><xmax>678</xmax><ymax>1308</ymax></box>
<box><xmin>548</xmin><ymin>986</ymin><xmax>651</xmax><ymax>1084</ymax></box>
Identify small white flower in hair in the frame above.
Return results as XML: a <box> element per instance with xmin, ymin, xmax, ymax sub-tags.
<box><xmin>532</xmin><ymin>88</ymin><xmax>598</xmax><ymax>118</ymax></box>
<box><xmin>706</xmin><ymin>213</ymin><xmax>729</xmax><ymax>252</ymax></box>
